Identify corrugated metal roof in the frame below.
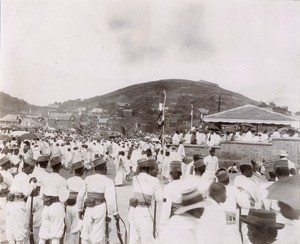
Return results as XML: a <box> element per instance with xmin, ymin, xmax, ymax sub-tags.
<box><xmin>0</xmin><ymin>114</ymin><xmax>19</xmax><ymax>122</ymax></box>
<box><xmin>203</xmin><ymin>104</ymin><xmax>296</xmax><ymax>125</ymax></box>
<box><xmin>48</xmin><ymin>113</ymin><xmax>72</xmax><ymax>121</ymax></box>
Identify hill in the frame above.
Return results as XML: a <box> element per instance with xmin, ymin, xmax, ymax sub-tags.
<box><xmin>0</xmin><ymin>92</ymin><xmax>44</xmax><ymax>117</ymax></box>
<box><xmin>59</xmin><ymin>79</ymin><xmax>259</xmax><ymax>132</ymax></box>
<box><xmin>0</xmin><ymin>79</ymin><xmax>259</xmax><ymax>133</ymax></box>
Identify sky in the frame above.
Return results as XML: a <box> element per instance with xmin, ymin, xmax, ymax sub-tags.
<box><xmin>1</xmin><ymin>0</ymin><xmax>300</xmax><ymax>112</ymax></box>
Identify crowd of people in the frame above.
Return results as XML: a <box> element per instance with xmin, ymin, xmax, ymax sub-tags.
<box><xmin>172</xmin><ymin>127</ymin><xmax>300</xmax><ymax>147</ymax></box>
<box><xmin>0</xmin><ymin>128</ymin><xmax>299</xmax><ymax>244</ymax></box>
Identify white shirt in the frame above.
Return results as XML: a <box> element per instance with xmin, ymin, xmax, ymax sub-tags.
<box><xmin>42</xmin><ymin>172</ymin><xmax>69</xmax><ymax>201</ymax></box>
<box><xmin>10</xmin><ymin>171</ymin><xmax>33</xmax><ymax>197</ymax></box>
<box><xmin>77</xmin><ymin>174</ymin><xmax>117</xmax><ymax>216</ymax></box>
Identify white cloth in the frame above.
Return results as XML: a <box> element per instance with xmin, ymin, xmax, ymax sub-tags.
<box><xmin>39</xmin><ymin>172</ymin><xmax>69</xmax><ymax>240</ymax></box>
<box><xmin>159</xmin><ymin>179</ymin><xmax>189</xmax><ymax>231</ymax></box>
<box><xmin>160</xmin><ymin>213</ymin><xmax>202</xmax><ymax>244</ymax></box>
<box><xmin>129</xmin><ymin>173</ymin><xmax>163</xmax><ymax>244</ymax></box>
<box><xmin>0</xmin><ymin>170</ymin><xmax>13</xmax><ymax>242</ymax></box>
<box><xmin>274</xmin><ymin>216</ymin><xmax>300</xmax><ymax>244</ymax></box>
<box><xmin>78</xmin><ymin>173</ymin><xmax>117</xmax><ymax>243</ymax></box>
<box><xmin>6</xmin><ymin>172</ymin><xmax>33</xmax><ymax>242</ymax></box>
<box><xmin>39</xmin><ymin>202</ymin><xmax>66</xmax><ymax>240</ymax></box>
<box><xmin>203</xmin><ymin>155</ymin><xmax>219</xmax><ymax>182</ymax></box>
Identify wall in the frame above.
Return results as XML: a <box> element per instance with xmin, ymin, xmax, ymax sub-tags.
<box><xmin>182</xmin><ymin>138</ymin><xmax>300</xmax><ymax>168</ymax></box>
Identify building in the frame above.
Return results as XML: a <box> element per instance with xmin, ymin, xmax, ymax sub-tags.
<box><xmin>91</xmin><ymin>108</ymin><xmax>103</xmax><ymax>116</ymax></box>
<box><xmin>98</xmin><ymin>118</ymin><xmax>109</xmax><ymax>129</ymax></box>
<box><xmin>48</xmin><ymin>113</ymin><xmax>73</xmax><ymax>127</ymax></box>
<box><xmin>48</xmin><ymin>104</ymin><xmax>59</xmax><ymax>113</ymax></box>
<box><xmin>0</xmin><ymin>114</ymin><xmax>20</xmax><ymax>126</ymax></box>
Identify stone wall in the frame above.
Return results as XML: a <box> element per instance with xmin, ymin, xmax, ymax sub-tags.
<box><xmin>182</xmin><ymin>138</ymin><xmax>300</xmax><ymax>168</ymax></box>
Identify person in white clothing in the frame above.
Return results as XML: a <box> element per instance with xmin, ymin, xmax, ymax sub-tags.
<box><xmin>26</xmin><ymin>156</ymin><xmax>49</xmax><ymax>244</ymax></box>
<box><xmin>64</xmin><ymin>160</ymin><xmax>85</xmax><ymax>244</ymax></box>
<box><xmin>159</xmin><ymin>161</ymin><xmax>188</xmax><ymax>231</ymax></box>
<box><xmin>128</xmin><ymin>158</ymin><xmax>163</xmax><ymax>244</ymax></box>
<box><xmin>78</xmin><ymin>157</ymin><xmax>119</xmax><ymax>244</ymax></box>
<box><xmin>160</xmin><ymin>187</ymin><xmax>210</xmax><ymax>244</ymax></box>
<box><xmin>203</xmin><ymin>148</ymin><xmax>219</xmax><ymax>182</ymax></box>
<box><xmin>277</xmin><ymin>150</ymin><xmax>296</xmax><ymax>174</ymax></box>
<box><xmin>0</xmin><ymin>154</ymin><xmax>13</xmax><ymax>243</ymax></box>
<box><xmin>39</xmin><ymin>156</ymin><xmax>69</xmax><ymax>244</ymax></box>
<box><xmin>6</xmin><ymin>157</ymin><xmax>36</xmax><ymax>243</ymax></box>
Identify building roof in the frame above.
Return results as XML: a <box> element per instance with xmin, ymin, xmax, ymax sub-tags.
<box><xmin>92</xmin><ymin>108</ymin><xmax>103</xmax><ymax>113</ymax></box>
<box><xmin>203</xmin><ymin>104</ymin><xmax>296</xmax><ymax>125</ymax></box>
<box><xmin>0</xmin><ymin>114</ymin><xmax>19</xmax><ymax>122</ymax></box>
<box><xmin>98</xmin><ymin>118</ymin><xmax>109</xmax><ymax>123</ymax></box>
<box><xmin>116</xmin><ymin>102</ymin><xmax>131</xmax><ymax>108</ymax></box>
<box><xmin>48</xmin><ymin>113</ymin><xmax>72</xmax><ymax>121</ymax></box>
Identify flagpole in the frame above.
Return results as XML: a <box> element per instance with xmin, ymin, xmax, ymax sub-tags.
<box><xmin>162</xmin><ymin>90</ymin><xmax>166</xmax><ymax>147</ymax></box>
<box><xmin>190</xmin><ymin>104</ymin><xmax>193</xmax><ymax>129</ymax></box>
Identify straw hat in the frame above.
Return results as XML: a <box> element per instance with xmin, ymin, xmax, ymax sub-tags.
<box><xmin>174</xmin><ymin>187</ymin><xmax>210</xmax><ymax>215</ymax></box>
<box><xmin>278</xmin><ymin>150</ymin><xmax>288</xmax><ymax>157</ymax></box>
<box><xmin>241</xmin><ymin>209</ymin><xmax>284</xmax><ymax>229</ymax></box>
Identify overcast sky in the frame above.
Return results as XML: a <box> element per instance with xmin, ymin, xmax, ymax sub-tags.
<box><xmin>1</xmin><ymin>0</ymin><xmax>300</xmax><ymax>111</ymax></box>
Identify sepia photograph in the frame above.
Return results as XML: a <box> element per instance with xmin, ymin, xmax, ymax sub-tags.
<box><xmin>0</xmin><ymin>0</ymin><xmax>300</xmax><ymax>243</ymax></box>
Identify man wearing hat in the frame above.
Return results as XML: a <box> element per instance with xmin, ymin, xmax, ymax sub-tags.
<box><xmin>184</xmin><ymin>154</ymin><xmax>201</xmax><ymax>177</ymax></box>
<box><xmin>128</xmin><ymin>158</ymin><xmax>163</xmax><ymax>244</ymax></box>
<box><xmin>160</xmin><ymin>187</ymin><xmax>210</xmax><ymax>244</ymax></box>
<box><xmin>78</xmin><ymin>157</ymin><xmax>119</xmax><ymax>244</ymax></box>
<box><xmin>9</xmin><ymin>147</ymin><xmax>21</xmax><ymax>176</ymax></box>
<box><xmin>39</xmin><ymin>156</ymin><xmax>69</xmax><ymax>244</ymax></box>
<box><xmin>234</xmin><ymin>161</ymin><xmax>260</xmax><ymax>211</ymax></box>
<box><xmin>241</xmin><ymin>209</ymin><xmax>284</xmax><ymax>244</ymax></box>
<box><xmin>184</xmin><ymin>158</ymin><xmax>211</xmax><ymax>198</ymax></box>
<box><xmin>5</xmin><ymin>156</ymin><xmax>36</xmax><ymax>243</ymax></box>
<box><xmin>159</xmin><ymin>161</ymin><xmax>187</xmax><ymax>231</ymax></box>
<box><xmin>0</xmin><ymin>154</ymin><xmax>13</xmax><ymax>243</ymax></box>
<box><xmin>65</xmin><ymin>160</ymin><xmax>85</xmax><ymax>244</ymax></box>
<box><xmin>277</xmin><ymin>150</ymin><xmax>296</xmax><ymax>174</ymax></box>
<box><xmin>234</xmin><ymin>161</ymin><xmax>261</xmax><ymax>243</ymax></box>
<box><xmin>203</xmin><ymin>148</ymin><xmax>219</xmax><ymax>182</ymax></box>
<box><xmin>216</xmin><ymin>169</ymin><xmax>247</xmax><ymax>244</ymax></box>
<box><xmin>259</xmin><ymin>160</ymin><xmax>290</xmax><ymax>219</ymax></box>
<box><xmin>26</xmin><ymin>156</ymin><xmax>50</xmax><ymax>243</ymax></box>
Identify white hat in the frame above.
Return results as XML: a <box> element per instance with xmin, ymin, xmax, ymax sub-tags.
<box><xmin>278</xmin><ymin>150</ymin><xmax>288</xmax><ymax>157</ymax></box>
<box><xmin>174</xmin><ymin>187</ymin><xmax>210</xmax><ymax>215</ymax></box>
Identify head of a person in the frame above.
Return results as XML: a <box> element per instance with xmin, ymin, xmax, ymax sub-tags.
<box><xmin>74</xmin><ymin>165</ymin><xmax>85</xmax><ymax>177</ymax></box>
<box><xmin>94</xmin><ymin>158</ymin><xmax>107</xmax><ymax>174</ymax></box>
<box><xmin>0</xmin><ymin>155</ymin><xmax>12</xmax><ymax>170</ymax></box>
<box><xmin>215</xmin><ymin>168</ymin><xmax>229</xmax><ymax>185</ymax></box>
<box><xmin>49</xmin><ymin>156</ymin><xmax>62</xmax><ymax>173</ymax></box>
<box><xmin>240</xmin><ymin>163</ymin><xmax>253</xmax><ymax>178</ymax></box>
<box><xmin>13</xmin><ymin>148</ymin><xmax>19</xmax><ymax>155</ymax></box>
<box><xmin>170</xmin><ymin>161</ymin><xmax>182</xmax><ymax>180</ymax></box>
<box><xmin>23</xmin><ymin>159</ymin><xmax>35</xmax><ymax>175</ymax></box>
<box><xmin>194</xmin><ymin>160</ymin><xmax>206</xmax><ymax>176</ymax></box>
<box><xmin>37</xmin><ymin>156</ymin><xmax>49</xmax><ymax>169</ymax></box>
<box><xmin>209</xmin><ymin>182</ymin><xmax>226</xmax><ymax>204</ymax></box>
<box><xmin>278</xmin><ymin>201</ymin><xmax>300</xmax><ymax>220</ymax></box>
<box><xmin>137</xmin><ymin>159</ymin><xmax>156</xmax><ymax>175</ymax></box>
<box><xmin>23</xmin><ymin>144</ymin><xmax>30</xmax><ymax>154</ymax></box>
<box><xmin>242</xmin><ymin>209</ymin><xmax>284</xmax><ymax>244</ymax></box>
<box><xmin>273</xmin><ymin>160</ymin><xmax>290</xmax><ymax>179</ymax></box>
<box><xmin>174</xmin><ymin>187</ymin><xmax>208</xmax><ymax>219</ymax></box>
<box><xmin>209</xmin><ymin>148</ymin><xmax>216</xmax><ymax>156</ymax></box>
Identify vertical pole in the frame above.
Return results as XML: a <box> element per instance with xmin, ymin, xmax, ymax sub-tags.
<box><xmin>190</xmin><ymin>104</ymin><xmax>193</xmax><ymax>129</ymax></box>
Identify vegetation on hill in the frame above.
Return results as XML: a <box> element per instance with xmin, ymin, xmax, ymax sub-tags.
<box><xmin>1</xmin><ymin>79</ymin><xmax>260</xmax><ymax>132</ymax></box>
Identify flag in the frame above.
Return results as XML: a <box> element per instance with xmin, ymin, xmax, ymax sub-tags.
<box><xmin>55</xmin><ymin>118</ymin><xmax>59</xmax><ymax>124</ymax></box>
<box><xmin>38</xmin><ymin>115</ymin><xmax>44</xmax><ymax>122</ymax></box>
<box><xmin>158</xmin><ymin>110</ymin><xmax>164</xmax><ymax>127</ymax></box>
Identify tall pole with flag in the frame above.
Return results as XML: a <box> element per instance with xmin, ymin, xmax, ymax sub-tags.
<box><xmin>158</xmin><ymin>90</ymin><xmax>166</xmax><ymax>147</ymax></box>
<box><xmin>190</xmin><ymin>104</ymin><xmax>193</xmax><ymax>129</ymax></box>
